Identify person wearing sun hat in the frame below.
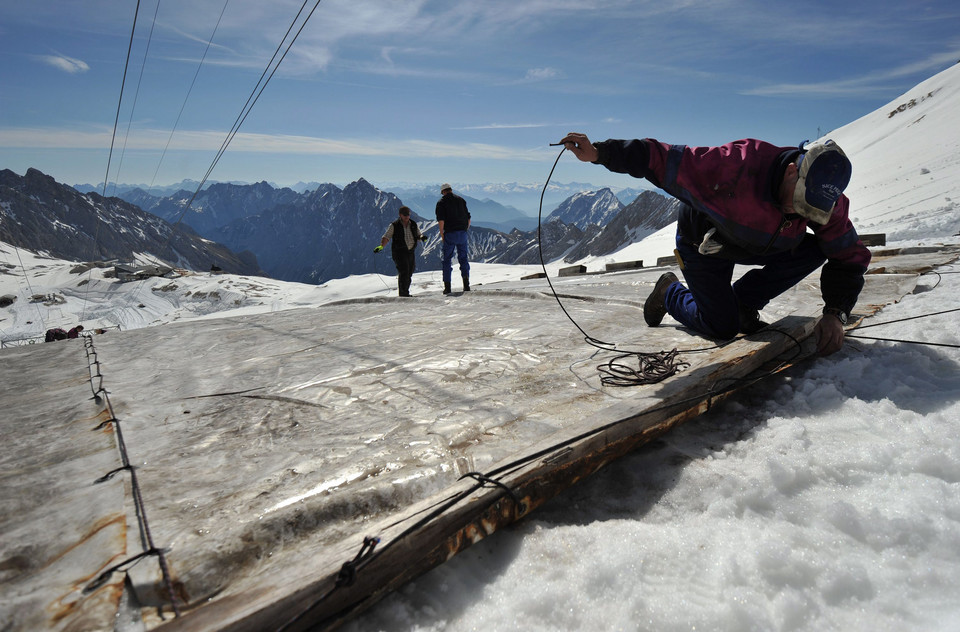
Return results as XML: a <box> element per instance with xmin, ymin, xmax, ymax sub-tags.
<box><xmin>559</xmin><ymin>132</ymin><xmax>870</xmax><ymax>356</ymax></box>
<box><xmin>435</xmin><ymin>182</ymin><xmax>472</xmax><ymax>294</ymax></box>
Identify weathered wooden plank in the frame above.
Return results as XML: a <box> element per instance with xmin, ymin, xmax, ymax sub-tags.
<box><xmin>558</xmin><ymin>264</ymin><xmax>587</xmax><ymax>277</ymax></box>
<box><xmin>605</xmin><ymin>260</ymin><xmax>644</xmax><ymax>271</ymax></box>
<box><xmin>860</xmin><ymin>233</ymin><xmax>886</xmax><ymax>246</ymax></box>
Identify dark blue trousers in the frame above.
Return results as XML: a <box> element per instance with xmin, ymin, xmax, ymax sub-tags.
<box><xmin>393</xmin><ymin>250</ymin><xmax>415</xmax><ymax>296</ymax></box>
<box><xmin>664</xmin><ymin>234</ymin><xmax>826</xmax><ymax>339</ymax></box>
<box><xmin>442</xmin><ymin>230</ymin><xmax>470</xmax><ymax>284</ymax></box>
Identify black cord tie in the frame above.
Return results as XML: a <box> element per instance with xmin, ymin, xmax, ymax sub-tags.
<box><xmin>93</xmin><ymin>416</ymin><xmax>119</xmax><ymax>431</ymax></box>
<box><xmin>335</xmin><ymin>536</ymin><xmax>380</xmax><ymax>588</ymax></box>
<box><xmin>460</xmin><ymin>471</ymin><xmax>527</xmax><ymax>514</ymax></box>
<box><xmin>83</xmin><ymin>548</ymin><xmax>164</xmax><ymax>595</ymax></box>
<box><xmin>82</xmin><ymin>336</ymin><xmax>180</xmax><ymax>617</ymax></box>
<box><xmin>94</xmin><ymin>464</ymin><xmax>134</xmax><ymax>484</ymax></box>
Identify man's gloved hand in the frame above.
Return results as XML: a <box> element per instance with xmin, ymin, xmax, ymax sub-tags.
<box><xmin>698</xmin><ymin>227</ymin><xmax>723</xmax><ymax>255</ymax></box>
<box><xmin>374</xmin><ymin>245</ymin><xmax>383</xmax><ymax>253</ymax></box>
<box><xmin>420</xmin><ymin>235</ymin><xmax>427</xmax><ymax>242</ymax></box>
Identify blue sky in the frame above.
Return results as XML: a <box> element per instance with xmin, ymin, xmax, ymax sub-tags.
<box><xmin>1</xmin><ymin>0</ymin><xmax>958</xmax><ymax>192</ymax></box>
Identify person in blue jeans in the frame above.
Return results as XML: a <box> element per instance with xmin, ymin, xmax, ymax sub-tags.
<box><xmin>560</xmin><ymin>132</ymin><xmax>871</xmax><ymax>356</ymax></box>
<box><xmin>435</xmin><ymin>183</ymin><xmax>472</xmax><ymax>294</ymax></box>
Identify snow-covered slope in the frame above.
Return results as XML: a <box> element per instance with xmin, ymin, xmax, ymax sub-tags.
<box><xmin>572</xmin><ymin>61</ymin><xmax>960</xmax><ymax>269</ymax></box>
<box><xmin>816</xmin><ymin>62</ymin><xmax>960</xmax><ymax>239</ymax></box>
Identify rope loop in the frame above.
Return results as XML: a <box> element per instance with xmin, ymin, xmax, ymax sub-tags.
<box><xmin>94</xmin><ymin>464</ymin><xmax>134</xmax><ymax>484</ymax></box>
<box><xmin>335</xmin><ymin>536</ymin><xmax>381</xmax><ymax>588</ymax></box>
<box><xmin>83</xmin><ymin>548</ymin><xmax>164</xmax><ymax>595</ymax></box>
<box><xmin>460</xmin><ymin>471</ymin><xmax>527</xmax><ymax>515</ymax></box>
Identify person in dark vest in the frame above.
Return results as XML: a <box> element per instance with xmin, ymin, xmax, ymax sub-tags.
<box><xmin>434</xmin><ymin>183</ymin><xmax>471</xmax><ymax>294</ymax></box>
<box><xmin>67</xmin><ymin>324</ymin><xmax>85</xmax><ymax>339</ymax></box>
<box><xmin>375</xmin><ymin>206</ymin><xmax>427</xmax><ymax>297</ymax></box>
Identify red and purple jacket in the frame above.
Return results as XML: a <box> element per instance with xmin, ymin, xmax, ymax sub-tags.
<box><xmin>593</xmin><ymin>137</ymin><xmax>871</xmax><ymax>314</ymax></box>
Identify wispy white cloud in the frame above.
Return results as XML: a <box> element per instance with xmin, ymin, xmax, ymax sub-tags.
<box><xmin>158</xmin><ymin>21</ymin><xmax>236</xmax><ymax>55</ymax></box>
<box><xmin>456</xmin><ymin>123</ymin><xmax>553</xmax><ymax>130</ymax></box>
<box><xmin>0</xmin><ymin>126</ymin><xmax>550</xmax><ymax>161</ymax></box>
<box><xmin>38</xmin><ymin>54</ymin><xmax>90</xmax><ymax>73</ymax></box>
<box><xmin>744</xmin><ymin>50</ymin><xmax>960</xmax><ymax>97</ymax></box>
<box><xmin>522</xmin><ymin>67</ymin><xmax>562</xmax><ymax>82</ymax></box>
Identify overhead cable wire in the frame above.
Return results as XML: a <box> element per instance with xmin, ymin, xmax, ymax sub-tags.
<box><xmin>81</xmin><ymin>0</ymin><xmax>142</xmax><ymax>324</ymax></box>
<box><xmin>84</xmin><ymin>0</ymin><xmax>161</xmax><ymax>323</ymax></box>
<box><xmin>169</xmin><ymin>0</ymin><xmax>325</xmax><ymax>232</ymax></box>
<box><xmin>110</xmin><ymin>0</ymin><xmax>163</xmax><ymax>196</ymax></box>
<box><xmin>130</xmin><ymin>0</ymin><xmax>323</xmax><ymax>300</ymax></box>
<box><xmin>99</xmin><ymin>0</ymin><xmax>142</xmax><ymax>202</ymax></box>
<box><xmin>147</xmin><ymin>0</ymin><xmax>231</xmax><ymax>191</ymax></box>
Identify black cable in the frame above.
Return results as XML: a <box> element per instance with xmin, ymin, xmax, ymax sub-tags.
<box><xmin>81</xmin><ymin>0</ymin><xmax>141</xmax><ymax>325</ymax></box>
<box><xmin>842</xmin><ymin>304</ymin><xmax>960</xmax><ymax>349</ymax></box>
<box><xmin>173</xmin><ymin>0</ymin><xmax>325</xmax><ymax>229</ymax></box>
<box><xmin>536</xmin><ymin>146</ymin><xmax>685</xmax><ymax>386</ymax></box>
<box><xmin>99</xmin><ymin>0</ymin><xmax>141</xmax><ymax>202</ymax></box>
<box><xmin>110</xmin><ymin>0</ymin><xmax>162</xmax><ymax>197</ymax></box>
<box><xmin>484</xmin><ymin>327</ymin><xmax>805</xmax><ymax>479</ymax></box>
<box><xmin>920</xmin><ymin>270</ymin><xmax>943</xmax><ymax>290</ymax></box>
<box><xmin>84</xmin><ymin>0</ymin><xmax>161</xmax><ymax>323</ymax></box>
<box><xmin>129</xmin><ymin>0</ymin><xmax>324</xmax><ymax>302</ymax></box>
<box><xmin>845</xmin><ymin>335</ymin><xmax>960</xmax><ymax>349</ymax></box>
<box><xmin>851</xmin><ymin>307</ymin><xmax>960</xmax><ymax>330</ymax></box>
<box><xmin>82</xmin><ymin>337</ymin><xmax>180</xmax><ymax>617</ymax></box>
<box><xmin>147</xmin><ymin>0</ymin><xmax>231</xmax><ymax>191</ymax></box>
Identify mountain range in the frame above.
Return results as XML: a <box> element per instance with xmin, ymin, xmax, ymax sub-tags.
<box><xmin>73</xmin><ymin>178</ymin><xmax>652</xmax><ymax>219</ymax></box>
<box><xmin>2</xmin><ymin>171</ymin><xmax>679</xmax><ymax>285</ymax></box>
<box><xmin>0</xmin><ymin>168</ymin><xmax>262</xmax><ymax>276</ymax></box>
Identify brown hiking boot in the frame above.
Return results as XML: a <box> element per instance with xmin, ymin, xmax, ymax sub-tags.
<box><xmin>644</xmin><ymin>272</ymin><xmax>678</xmax><ymax>327</ymax></box>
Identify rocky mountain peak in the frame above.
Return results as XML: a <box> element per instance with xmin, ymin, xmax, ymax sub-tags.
<box><xmin>546</xmin><ymin>187</ymin><xmax>624</xmax><ymax>229</ymax></box>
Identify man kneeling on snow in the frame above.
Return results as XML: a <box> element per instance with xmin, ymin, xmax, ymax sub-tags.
<box><xmin>560</xmin><ymin>132</ymin><xmax>870</xmax><ymax>356</ymax></box>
